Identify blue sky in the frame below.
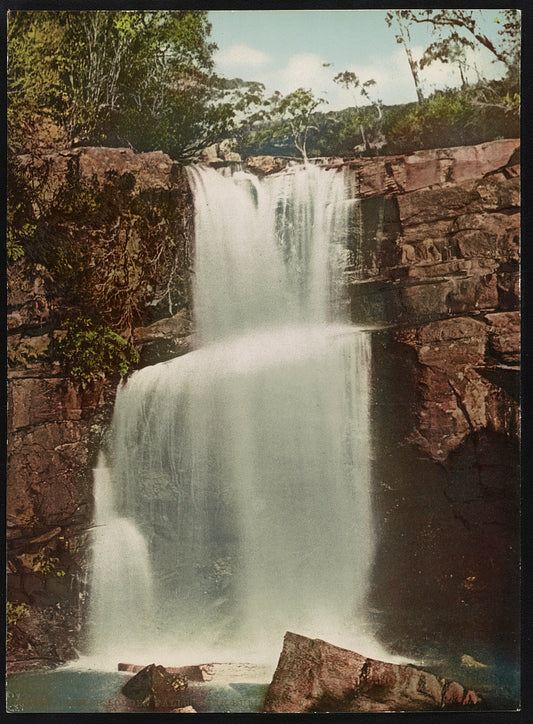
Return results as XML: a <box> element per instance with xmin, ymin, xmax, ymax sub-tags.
<box><xmin>208</xmin><ymin>10</ymin><xmax>510</xmax><ymax>110</ymax></box>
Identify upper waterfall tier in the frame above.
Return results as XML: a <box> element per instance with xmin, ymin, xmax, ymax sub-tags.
<box><xmin>186</xmin><ymin>165</ymin><xmax>356</xmax><ymax>345</ymax></box>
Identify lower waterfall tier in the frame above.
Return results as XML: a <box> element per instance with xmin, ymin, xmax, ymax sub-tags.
<box><xmin>89</xmin><ymin>324</ymin><xmax>377</xmax><ymax>664</ymax></box>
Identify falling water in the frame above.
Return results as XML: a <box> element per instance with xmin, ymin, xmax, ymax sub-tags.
<box><xmin>88</xmin><ymin>453</ymin><xmax>154</xmax><ymax>665</ymax></box>
<box><xmin>88</xmin><ymin>163</ymin><xmax>381</xmax><ymax>667</ymax></box>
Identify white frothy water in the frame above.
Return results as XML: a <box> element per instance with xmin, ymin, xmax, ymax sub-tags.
<box><xmin>87</xmin><ymin>453</ymin><xmax>154</xmax><ymax>666</ymax></box>
<box><xmin>88</xmin><ymin>163</ymin><xmax>394</xmax><ymax>668</ymax></box>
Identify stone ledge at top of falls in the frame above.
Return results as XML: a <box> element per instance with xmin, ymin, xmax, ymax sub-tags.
<box><xmin>346</xmin><ymin>138</ymin><xmax>519</xmax><ymax>199</ymax></box>
<box><xmin>16</xmin><ymin>146</ymin><xmax>186</xmax><ymax>197</ymax></box>
<box><xmin>242</xmin><ymin>138</ymin><xmax>519</xmax><ymax>192</ymax></box>
<box><xmin>262</xmin><ymin>632</ymin><xmax>483</xmax><ymax>713</ymax></box>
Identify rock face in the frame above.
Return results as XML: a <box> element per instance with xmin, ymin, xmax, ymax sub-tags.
<box><xmin>6</xmin><ymin>146</ymin><xmax>194</xmax><ymax>670</ymax></box>
<box><xmin>345</xmin><ymin>139</ymin><xmax>520</xmax><ymax>662</ymax></box>
<box><xmin>262</xmin><ymin>633</ymin><xmax>482</xmax><ymax>713</ymax></box>
<box><xmin>121</xmin><ymin>663</ymin><xmax>188</xmax><ymax>710</ymax></box>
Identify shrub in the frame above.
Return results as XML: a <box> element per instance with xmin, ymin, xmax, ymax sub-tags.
<box><xmin>383</xmin><ymin>85</ymin><xmax>519</xmax><ymax>155</ymax></box>
<box><xmin>55</xmin><ymin>314</ymin><xmax>140</xmax><ymax>385</ymax></box>
<box><xmin>6</xmin><ymin>602</ymin><xmax>30</xmax><ymax>650</ymax></box>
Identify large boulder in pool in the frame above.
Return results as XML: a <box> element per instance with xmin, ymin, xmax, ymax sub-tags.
<box><xmin>262</xmin><ymin>632</ymin><xmax>483</xmax><ymax>713</ymax></box>
<box><xmin>121</xmin><ymin>663</ymin><xmax>188</xmax><ymax>710</ymax></box>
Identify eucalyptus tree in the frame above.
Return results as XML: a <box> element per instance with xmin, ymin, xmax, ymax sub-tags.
<box><xmin>333</xmin><ymin>71</ymin><xmax>383</xmax><ymax>153</ymax></box>
<box><xmin>406</xmin><ymin>9</ymin><xmax>520</xmax><ymax>73</ymax></box>
<box><xmin>385</xmin><ymin>10</ymin><xmax>425</xmax><ymax>104</ymax></box>
<box><xmin>270</xmin><ymin>88</ymin><xmax>327</xmax><ymax>161</ymax></box>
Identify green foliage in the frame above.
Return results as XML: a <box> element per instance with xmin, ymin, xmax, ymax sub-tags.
<box><xmin>7</xmin><ymin>10</ymin><xmax>236</xmax><ymax>159</ymax></box>
<box><xmin>33</xmin><ymin>551</ymin><xmax>66</xmax><ymax>578</ymax></box>
<box><xmin>382</xmin><ymin>84</ymin><xmax>519</xmax><ymax>155</ymax></box>
<box><xmin>6</xmin><ymin>602</ymin><xmax>30</xmax><ymax>650</ymax></box>
<box><xmin>56</xmin><ymin>314</ymin><xmax>139</xmax><ymax>385</ymax></box>
<box><xmin>7</xmin><ymin>156</ymin><xmax>37</xmax><ymax>262</ymax></box>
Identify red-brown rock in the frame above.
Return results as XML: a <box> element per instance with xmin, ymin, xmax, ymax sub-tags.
<box><xmin>262</xmin><ymin>633</ymin><xmax>482</xmax><ymax>713</ymax></box>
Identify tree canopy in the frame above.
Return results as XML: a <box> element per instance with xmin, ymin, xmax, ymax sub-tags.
<box><xmin>7</xmin><ymin>10</ymin><xmax>240</xmax><ymax>159</ymax></box>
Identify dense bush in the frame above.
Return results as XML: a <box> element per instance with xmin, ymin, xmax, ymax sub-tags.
<box><xmin>55</xmin><ymin>314</ymin><xmax>140</xmax><ymax>386</ymax></box>
<box><xmin>382</xmin><ymin>83</ymin><xmax>519</xmax><ymax>154</ymax></box>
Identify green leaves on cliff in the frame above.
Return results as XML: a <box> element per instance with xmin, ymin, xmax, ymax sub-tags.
<box><xmin>56</xmin><ymin>315</ymin><xmax>139</xmax><ymax>385</ymax></box>
<box><xmin>6</xmin><ymin>602</ymin><xmax>30</xmax><ymax>651</ymax></box>
<box><xmin>15</xmin><ymin>155</ymin><xmax>191</xmax><ymax>334</ymax></box>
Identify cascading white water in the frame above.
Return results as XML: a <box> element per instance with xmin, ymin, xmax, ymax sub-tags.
<box><xmin>88</xmin><ymin>163</ymin><xmax>382</xmax><ymax>667</ymax></box>
<box><xmin>88</xmin><ymin>453</ymin><xmax>154</xmax><ymax>665</ymax></box>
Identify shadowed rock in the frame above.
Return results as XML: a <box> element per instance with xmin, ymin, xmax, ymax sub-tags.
<box><xmin>262</xmin><ymin>633</ymin><xmax>483</xmax><ymax>713</ymax></box>
<box><xmin>121</xmin><ymin>663</ymin><xmax>188</xmax><ymax>710</ymax></box>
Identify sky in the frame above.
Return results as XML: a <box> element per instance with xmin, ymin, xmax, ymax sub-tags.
<box><xmin>208</xmin><ymin>10</ymin><xmax>510</xmax><ymax>110</ymax></box>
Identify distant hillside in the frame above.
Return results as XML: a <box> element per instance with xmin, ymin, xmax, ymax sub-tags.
<box><xmin>240</xmin><ymin>79</ymin><xmax>519</xmax><ymax>159</ymax></box>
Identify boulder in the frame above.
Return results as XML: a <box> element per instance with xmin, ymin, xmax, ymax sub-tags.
<box><xmin>262</xmin><ymin>632</ymin><xmax>482</xmax><ymax>713</ymax></box>
<box><xmin>119</xmin><ymin>663</ymin><xmax>205</xmax><ymax>682</ymax></box>
<box><xmin>198</xmin><ymin>139</ymin><xmax>242</xmax><ymax>165</ymax></box>
<box><xmin>133</xmin><ymin>309</ymin><xmax>192</xmax><ymax>365</ymax></box>
<box><xmin>245</xmin><ymin>155</ymin><xmax>289</xmax><ymax>176</ymax></box>
<box><xmin>171</xmin><ymin>706</ymin><xmax>197</xmax><ymax>713</ymax></box>
<box><xmin>121</xmin><ymin>663</ymin><xmax>188</xmax><ymax>710</ymax></box>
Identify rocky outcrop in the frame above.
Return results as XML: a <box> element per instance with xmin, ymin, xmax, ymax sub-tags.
<box><xmin>198</xmin><ymin>138</ymin><xmax>242</xmax><ymax>166</ymax></box>
<box><xmin>263</xmin><ymin>633</ymin><xmax>482</xmax><ymax>713</ymax></box>
<box><xmin>346</xmin><ymin>139</ymin><xmax>520</xmax><ymax>663</ymax></box>
<box><xmin>245</xmin><ymin>155</ymin><xmax>289</xmax><ymax>176</ymax></box>
<box><xmin>121</xmin><ymin>664</ymin><xmax>188</xmax><ymax>710</ymax></box>
<box><xmin>133</xmin><ymin>308</ymin><xmax>193</xmax><ymax>365</ymax></box>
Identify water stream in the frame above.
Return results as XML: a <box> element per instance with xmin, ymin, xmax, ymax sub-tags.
<box><xmin>87</xmin><ymin>163</ymin><xmax>382</xmax><ymax>667</ymax></box>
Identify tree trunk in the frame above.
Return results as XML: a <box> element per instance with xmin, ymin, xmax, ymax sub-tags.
<box><xmin>404</xmin><ymin>44</ymin><xmax>424</xmax><ymax>104</ymax></box>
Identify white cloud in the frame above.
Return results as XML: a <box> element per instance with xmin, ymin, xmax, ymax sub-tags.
<box><xmin>217</xmin><ymin>41</ymin><xmax>509</xmax><ymax>113</ymax></box>
<box><xmin>261</xmin><ymin>48</ymin><xmax>424</xmax><ymax>110</ymax></box>
<box><xmin>216</xmin><ymin>43</ymin><xmax>273</xmax><ymax>69</ymax></box>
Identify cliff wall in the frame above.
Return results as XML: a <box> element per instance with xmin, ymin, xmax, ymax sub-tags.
<box><xmin>7</xmin><ymin>147</ymin><xmax>193</xmax><ymax>670</ymax></box>
<box><xmin>345</xmin><ymin>139</ymin><xmax>520</xmax><ymax>661</ymax></box>
<box><xmin>6</xmin><ymin>139</ymin><xmax>520</xmax><ymax>670</ymax></box>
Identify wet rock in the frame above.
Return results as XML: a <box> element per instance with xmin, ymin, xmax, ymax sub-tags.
<box><xmin>262</xmin><ymin>632</ymin><xmax>482</xmax><ymax>713</ymax></box>
<box><xmin>461</xmin><ymin>654</ymin><xmax>488</xmax><ymax>669</ymax></box>
<box><xmin>121</xmin><ymin>664</ymin><xmax>188</xmax><ymax>710</ymax></box>
<box><xmin>133</xmin><ymin>309</ymin><xmax>192</xmax><ymax>364</ymax></box>
<box><xmin>245</xmin><ymin>155</ymin><xmax>289</xmax><ymax>176</ymax></box>
<box><xmin>119</xmin><ymin>663</ymin><xmax>205</xmax><ymax>682</ymax></box>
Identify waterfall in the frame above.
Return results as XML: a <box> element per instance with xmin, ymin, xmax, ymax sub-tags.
<box><xmin>88</xmin><ymin>163</ymin><xmax>381</xmax><ymax>667</ymax></box>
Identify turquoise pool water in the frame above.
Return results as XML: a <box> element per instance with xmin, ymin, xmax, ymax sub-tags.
<box><xmin>6</xmin><ymin>668</ymin><xmax>269</xmax><ymax>713</ymax></box>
